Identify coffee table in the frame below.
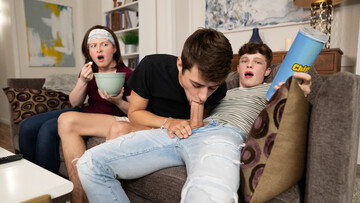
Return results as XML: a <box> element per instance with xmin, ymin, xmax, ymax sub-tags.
<box><xmin>0</xmin><ymin>147</ymin><xmax>73</xmax><ymax>202</ymax></box>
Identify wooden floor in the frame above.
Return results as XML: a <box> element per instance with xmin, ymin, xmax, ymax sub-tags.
<box><xmin>0</xmin><ymin>122</ymin><xmax>15</xmax><ymax>153</ymax></box>
<box><xmin>0</xmin><ymin>122</ymin><xmax>360</xmax><ymax>178</ymax></box>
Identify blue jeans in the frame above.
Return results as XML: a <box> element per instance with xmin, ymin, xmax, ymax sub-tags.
<box><xmin>19</xmin><ymin>107</ymin><xmax>84</xmax><ymax>173</ymax></box>
<box><xmin>77</xmin><ymin>120</ymin><xmax>245</xmax><ymax>203</ymax></box>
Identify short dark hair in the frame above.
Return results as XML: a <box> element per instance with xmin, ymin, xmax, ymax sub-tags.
<box><xmin>238</xmin><ymin>42</ymin><xmax>273</xmax><ymax>68</ymax></box>
<box><xmin>181</xmin><ymin>28</ymin><xmax>233</xmax><ymax>83</ymax></box>
<box><xmin>81</xmin><ymin>25</ymin><xmax>125</xmax><ymax>70</ymax></box>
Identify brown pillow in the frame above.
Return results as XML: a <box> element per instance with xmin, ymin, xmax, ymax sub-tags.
<box><xmin>240</xmin><ymin>77</ymin><xmax>310</xmax><ymax>202</ymax></box>
<box><xmin>3</xmin><ymin>87</ymin><xmax>72</xmax><ymax>124</ymax></box>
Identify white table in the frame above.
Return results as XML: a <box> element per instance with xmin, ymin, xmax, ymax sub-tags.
<box><xmin>0</xmin><ymin>147</ymin><xmax>73</xmax><ymax>202</ymax></box>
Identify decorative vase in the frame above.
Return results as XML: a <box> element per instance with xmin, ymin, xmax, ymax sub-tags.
<box><xmin>249</xmin><ymin>28</ymin><xmax>263</xmax><ymax>43</ymax></box>
<box><xmin>125</xmin><ymin>44</ymin><xmax>138</xmax><ymax>54</ymax></box>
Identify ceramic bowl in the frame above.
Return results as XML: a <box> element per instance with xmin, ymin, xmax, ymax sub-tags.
<box><xmin>94</xmin><ymin>72</ymin><xmax>126</xmax><ymax>96</ymax></box>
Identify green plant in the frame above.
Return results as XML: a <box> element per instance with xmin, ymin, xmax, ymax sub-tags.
<box><xmin>121</xmin><ymin>32</ymin><xmax>138</xmax><ymax>45</ymax></box>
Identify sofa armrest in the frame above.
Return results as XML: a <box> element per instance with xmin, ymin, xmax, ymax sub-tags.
<box><xmin>305</xmin><ymin>72</ymin><xmax>360</xmax><ymax>202</ymax></box>
<box><xmin>7</xmin><ymin>78</ymin><xmax>46</xmax><ymax>89</ymax></box>
<box><xmin>6</xmin><ymin>78</ymin><xmax>46</xmax><ymax>152</ymax></box>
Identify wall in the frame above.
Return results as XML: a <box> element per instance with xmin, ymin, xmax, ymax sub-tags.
<box><xmin>0</xmin><ymin>0</ymin><xmax>102</xmax><ymax>124</ymax></box>
<box><xmin>180</xmin><ymin>0</ymin><xmax>360</xmax><ymax>73</ymax></box>
<box><xmin>0</xmin><ymin>0</ymin><xmax>17</xmax><ymax>123</ymax></box>
<box><xmin>1</xmin><ymin>0</ymin><xmax>360</xmax><ymax>124</ymax></box>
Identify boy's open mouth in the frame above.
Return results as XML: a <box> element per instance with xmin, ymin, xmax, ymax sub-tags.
<box><xmin>245</xmin><ymin>71</ymin><xmax>254</xmax><ymax>78</ymax></box>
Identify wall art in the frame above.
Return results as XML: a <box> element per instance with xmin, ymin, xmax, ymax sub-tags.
<box><xmin>205</xmin><ymin>0</ymin><xmax>310</xmax><ymax>31</ymax></box>
<box><xmin>24</xmin><ymin>0</ymin><xmax>75</xmax><ymax>67</ymax></box>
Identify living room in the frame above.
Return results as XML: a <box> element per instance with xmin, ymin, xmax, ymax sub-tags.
<box><xmin>0</xmin><ymin>0</ymin><xmax>359</xmax><ymax>125</ymax></box>
<box><xmin>1</xmin><ymin>0</ymin><xmax>360</xmax><ymax>202</ymax></box>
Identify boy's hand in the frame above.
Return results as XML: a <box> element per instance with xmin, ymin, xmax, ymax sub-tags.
<box><xmin>164</xmin><ymin>118</ymin><xmax>192</xmax><ymax>139</ymax></box>
<box><xmin>274</xmin><ymin>72</ymin><xmax>311</xmax><ymax>97</ymax></box>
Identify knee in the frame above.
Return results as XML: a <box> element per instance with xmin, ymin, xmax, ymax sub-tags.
<box><xmin>19</xmin><ymin>116</ymin><xmax>36</xmax><ymax>133</ymax></box>
<box><xmin>38</xmin><ymin>120</ymin><xmax>59</xmax><ymax>138</ymax></box>
<box><xmin>58</xmin><ymin>112</ymin><xmax>77</xmax><ymax>137</ymax></box>
<box><xmin>107</xmin><ymin>121</ymin><xmax>131</xmax><ymax>140</ymax></box>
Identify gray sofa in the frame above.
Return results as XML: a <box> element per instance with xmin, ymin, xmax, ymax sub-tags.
<box><xmin>5</xmin><ymin>64</ymin><xmax>360</xmax><ymax>202</ymax></box>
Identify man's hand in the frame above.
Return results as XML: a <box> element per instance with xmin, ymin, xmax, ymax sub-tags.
<box><xmin>274</xmin><ymin>72</ymin><xmax>312</xmax><ymax>97</ymax></box>
<box><xmin>164</xmin><ymin>118</ymin><xmax>192</xmax><ymax>139</ymax></box>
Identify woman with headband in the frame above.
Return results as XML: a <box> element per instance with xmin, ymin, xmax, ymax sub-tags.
<box><xmin>18</xmin><ymin>25</ymin><xmax>133</xmax><ymax>180</ymax></box>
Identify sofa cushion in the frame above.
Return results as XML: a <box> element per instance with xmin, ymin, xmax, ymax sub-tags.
<box><xmin>240</xmin><ymin>76</ymin><xmax>310</xmax><ymax>202</ymax></box>
<box><xmin>2</xmin><ymin>87</ymin><xmax>72</xmax><ymax>124</ymax></box>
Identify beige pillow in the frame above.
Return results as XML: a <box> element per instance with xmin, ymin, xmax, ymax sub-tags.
<box><xmin>240</xmin><ymin>76</ymin><xmax>310</xmax><ymax>202</ymax></box>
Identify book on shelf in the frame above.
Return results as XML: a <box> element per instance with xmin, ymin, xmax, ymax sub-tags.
<box><xmin>106</xmin><ymin>10</ymin><xmax>138</xmax><ymax>31</ymax></box>
<box><xmin>127</xmin><ymin>57</ymin><xmax>139</xmax><ymax>70</ymax></box>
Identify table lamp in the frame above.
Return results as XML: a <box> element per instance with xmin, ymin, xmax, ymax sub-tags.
<box><xmin>294</xmin><ymin>0</ymin><xmax>345</xmax><ymax>48</ymax></box>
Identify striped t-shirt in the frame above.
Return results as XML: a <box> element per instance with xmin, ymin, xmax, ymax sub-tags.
<box><xmin>204</xmin><ymin>83</ymin><xmax>271</xmax><ymax>137</ymax></box>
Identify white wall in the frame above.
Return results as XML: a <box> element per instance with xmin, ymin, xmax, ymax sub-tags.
<box><xmin>0</xmin><ymin>0</ymin><xmax>17</xmax><ymax>124</ymax></box>
<box><xmin>184</xmin><ymin>0</ymin><xmax>360</xmax><ymax>71</ymax></box>
<box><xmin>356</xmin><ymin>17</ymin><xmax>360</xmax><ymax>164</ymax></box>
<box><xmin>1</xmin><ymin>0</ymin><xmax>360</xmax><ymax>124</ymax></box>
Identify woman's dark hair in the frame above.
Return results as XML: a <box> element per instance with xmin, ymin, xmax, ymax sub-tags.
<box><xmin>81</xmin><ymin>25</ymin><xmax>125</xmax><ymax>70</ymax></box>
<box><xmin>181</xmin><ymin>28</ymin><xmax>233</xmax><ymax>83</ymax></box>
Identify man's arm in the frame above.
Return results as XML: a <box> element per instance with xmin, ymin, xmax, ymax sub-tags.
<box><xmin>127</xmin><ymin>91</ymin><xmax>193</xmax><ymax>139</ymax></box>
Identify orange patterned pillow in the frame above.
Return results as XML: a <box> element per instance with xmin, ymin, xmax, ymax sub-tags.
<box><xmin>3</xmin><ymin>87</ymin><xmax>72</xmax><ymax>124</ymax></box>
<box><xmin>240</xmin><ymin>77</ymin><xmax>310</xmax><ymax>202</ymax></box>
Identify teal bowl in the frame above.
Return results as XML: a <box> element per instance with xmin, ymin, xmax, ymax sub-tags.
<box><xmin>94</xmin><ymin>72</ymin><xmax>126</xmax><ymax>96</ymax></box>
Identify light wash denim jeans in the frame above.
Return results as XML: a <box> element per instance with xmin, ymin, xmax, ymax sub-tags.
<box><xmin>77</xmin><ymin>120</ymin><xmax>245</xmax><ymax>203</ymax></box>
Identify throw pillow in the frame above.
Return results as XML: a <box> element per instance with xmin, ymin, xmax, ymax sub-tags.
<box><xmin>240</xmin><ymin>76</ymin><xmax>310</xmax><ymax>203</ymax></box>
<box><xmin>2</xmin><ymin>87</ymin><xmax>72</xmax><ymax>124</ymax></box>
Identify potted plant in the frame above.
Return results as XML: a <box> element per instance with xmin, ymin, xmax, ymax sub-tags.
<box><xmin>121</xmin><ymin>32</ymin><xmax>138</xmax><ymax>54</ymax></box>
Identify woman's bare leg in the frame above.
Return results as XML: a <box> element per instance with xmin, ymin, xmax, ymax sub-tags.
<box><xmin>106</xmin><ymin>120</ymin><xmax>150</xmax><ymax>140</ymax></box>
<box><xmin>58</xmin><ymin>112</ymin><xmax>118</xmax><ymax>203</ymax></box>
<box><xmin>58</xmin><ymin>112</ymin><xmax>150</xmax><ymax>203</ymax></box>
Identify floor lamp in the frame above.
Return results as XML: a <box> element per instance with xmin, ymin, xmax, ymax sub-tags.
<box><xmin>294</xmin><ymin>0</ymin><xmax>345</xmax><ymax>49</ymax></box>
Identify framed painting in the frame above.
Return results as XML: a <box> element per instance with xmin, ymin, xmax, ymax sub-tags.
<box><xmin>205</xmin><ymin>0</ymin><xmax>310</xmax><ymax>32</ymax></box>
<box><xmin>23</xmin><ymin>0</ymin><xmax>75</xmax><ymax>67</ymax></box>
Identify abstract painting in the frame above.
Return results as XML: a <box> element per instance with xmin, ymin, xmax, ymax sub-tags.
<box><xmin>24</xmin><ymin>0</ymin><xmax>75</xmax><ymax>67</ymax></box>
<box><xmin>205</xmin><ymin>0</ymin><xmax>310</xmax><ymax>31</ymax></box>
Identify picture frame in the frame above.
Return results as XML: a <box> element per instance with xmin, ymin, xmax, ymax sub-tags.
<box><xmin>205</xmin><ymin>0</ymin><xmax>310</xmax><ymax>32</ymax></box>
<box><xmin>23</xmin><ymin>0</ymin><xmax>75</xmax><ymax>67</ymax></box>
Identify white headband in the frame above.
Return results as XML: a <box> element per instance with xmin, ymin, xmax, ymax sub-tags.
<box><xmin>87</xmin><ymin>29</ymin><xmax>115</xmax><ymax>45</ymax></box>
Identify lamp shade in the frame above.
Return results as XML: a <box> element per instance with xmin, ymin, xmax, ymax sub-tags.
<box><xmin>294</xmin><ymin>0</ymin><xmax>345</xmax><ymax>8</ymax></box>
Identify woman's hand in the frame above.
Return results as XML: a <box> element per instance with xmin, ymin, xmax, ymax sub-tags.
<box><xmin>98</xmin><ymin>87</ymin><xmax>125</xmax><ymax>103</ymax></box>
<box><xmin>80</xmin><ymin>62</ymin><xmax>94</xmax><ymax>83</ymax></box>
<box><xmin>98</xmin><ymin>87</ymin><xmax>130</xmax><ymax>113</ymax></box>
